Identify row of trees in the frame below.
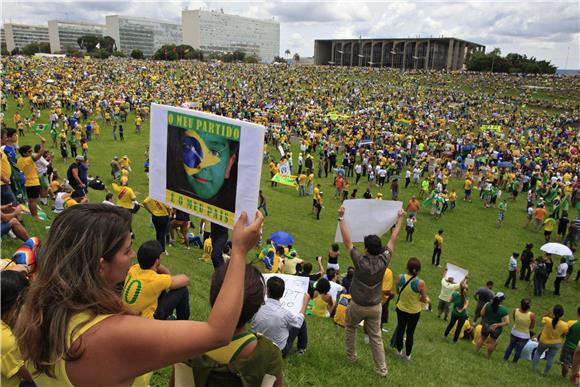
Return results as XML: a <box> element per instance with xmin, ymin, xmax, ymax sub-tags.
<box><xmin>467</xmin><ymin>48</ymin><xmax>557</xmax><ymax>74</ymax></box>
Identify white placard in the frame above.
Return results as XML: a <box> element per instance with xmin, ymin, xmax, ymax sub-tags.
<box><xmin>149</xmin><ymin>103</ymin><xmax>265</xmax><ymax>229</ymax></box>
<box><xmin>262</xmin><ymin>273</ymin><xmax>309</xmax><ymax>315</ymax></box>
<box><xmin>335</xmin><ymin>199</ymin><xmax>403</xmax><ymax>242</ymax></box>
<box><xmin>446</xmin><ymin>263</ymin><xmax>468</xmax><ymax>283</ymax></box>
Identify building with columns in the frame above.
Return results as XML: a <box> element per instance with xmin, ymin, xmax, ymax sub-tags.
<box><xmin>314</xmin><ymin>37</ymin><xmax>485</xmax><ymax>71</ymax></box>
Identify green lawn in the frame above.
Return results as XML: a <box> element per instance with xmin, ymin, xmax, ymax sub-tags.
<box><xmin>2</xmin><ymin>95</ymin><xmax>577</xmax><ymax>387</ymax></box>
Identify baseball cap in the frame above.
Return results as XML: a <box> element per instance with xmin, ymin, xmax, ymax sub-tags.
<box><xmin>494</xmin><ymin>292</ymin><xmax>506</xmax><ymax>301</ymax></box>
<box><xmin>75</xmin><ymin>155</ymin><xmax>85</xmax><ymax>161</ymax></box>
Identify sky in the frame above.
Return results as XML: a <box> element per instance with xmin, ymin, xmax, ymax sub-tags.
<box><xmin>2</xmin><ymin>0</ymin><xmax>579</xmax><ymax>69</ymax></box>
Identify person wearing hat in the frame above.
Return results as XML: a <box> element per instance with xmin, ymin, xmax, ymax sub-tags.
<box><xmin>66</xmin><ymin>155</ymin><xmax>87</xmax><ymax>196</ymax></box>
<box><xmin>475</xmin><ymin>292</ymin><xmax>510</xmax><ymax>357</ymax></box>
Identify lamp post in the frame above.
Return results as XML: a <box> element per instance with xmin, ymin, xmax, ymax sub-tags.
<box><xmin>337</xmin><ymin>49</ymin><xmax>344</xmax><ymax>66</ymax></box>
<box><xmin>357</xmin><ymin>53</ymin><xmax>364</xmax><ymax>67</ymax></box>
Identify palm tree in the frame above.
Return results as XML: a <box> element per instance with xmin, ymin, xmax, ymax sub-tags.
<box><xmin>284</xmin><ymin>49</ymin><xmax>291</xmax><ymax>58</ymax></box>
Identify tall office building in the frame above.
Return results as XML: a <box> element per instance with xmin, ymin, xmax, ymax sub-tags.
<box><xmin>48</xmin><ymin>20</ymin><xmax>105</xmax><ymax>53</ymax></box>
<box><xmin>105</xmin><ymin>15</ymin><xmax>182</xmax><ymax>57</ymax></box>
<box><xmin>3</xmin><ymin>23</ymin><xmax>49</xmax><ymax>52</ymax></box>
<box><xmin>182</xmin><ymin>10</ymin><xmax>280</xmax><ymax>63</ymax></box>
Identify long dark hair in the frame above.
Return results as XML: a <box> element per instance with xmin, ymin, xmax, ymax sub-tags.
<box><xmin>552</xmin><ymin>305</ymin><xmax>564</xmax><ymax>329</ymax></box>
<box><xmin>166</xmin><ymin>124</ymin><xmax>239</xmax><ymax>212</ymax></box>
<box><xmin>1</xmin><ymin>270</ymin><xmax>29</xmax><ymax>327</ymax></box>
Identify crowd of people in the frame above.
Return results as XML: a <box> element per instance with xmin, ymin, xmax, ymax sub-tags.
<box><xmin>1</xmin><ymin>56</ymin><xmax>579</xmax><ymax>386</ymax></box>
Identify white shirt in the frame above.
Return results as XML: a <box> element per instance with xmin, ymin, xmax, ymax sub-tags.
<box><xmin>556</xmin><ymin>262</ymin><xmax>568</xmax><ymax>277</ymax></box>
<box><xmin>509</xmin><ymin>256</ymin><xmax>518</xmax><ymax>271</ymax></box>
<box><xmin>251</xmin><ymin>298</ymin><xmax>304</xmax><ymax>350</ymax></box>
<box><xmin>35</xmin><ymin>156</ymin><xmax>49</xmax><ymax>175</ymax></box>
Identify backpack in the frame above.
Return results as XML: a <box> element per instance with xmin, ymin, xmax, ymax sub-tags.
<box><xmin>333</xmin><ymin>293</ymin><xmax>352</xmax><ymax>327</ymax></box>
<box><xmin>535</xmin><ymin>261</ymin><xmax>547</xmax><ymax>277</ymax></box>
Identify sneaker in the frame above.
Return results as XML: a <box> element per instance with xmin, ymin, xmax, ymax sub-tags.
<box><xmin>296</xmin><ymin>349</ymin><xmax>306</xmax><ymax>355</ymax></box>
<box><xmin>381</xmin><ymin>328</ymin><xmax>389</xmax><ymax>333</ymax></box>
<box><xmin>164</xmin><ymin>250</ymin><xmax>169</xmax><ymax>256</ymax></box>
<box><xmin>7</xmin><ymin>230</ymin><xmax>17</xmax><ymax>239</ymax></box>
<box><xmin>364</xmin><ymin>334</ymin><xmax>370</xmax><ymax>345</ymax></box>
<box><xmin>405</xmin><ymin>355</ymin><xmax>412</xmax><ymax>361</ymax></box>
<box><xmin>396</xmin><ymin>350</ymin><xmax>403</xmax><ymax>357</ymax></box>
<box><xmin>375</xmin><ymin>369</ymin><xmax>388</xmax><ymax>377</ymax></box>
<box><xmin>166</xmin><ymin>314</ymin><xmax>177</xmax><ymax>320</ymax></box>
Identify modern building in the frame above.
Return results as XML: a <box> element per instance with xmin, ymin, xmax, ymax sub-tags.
<box><xmin>182</xmin><ymin>10</ymin><xmax>280</xmax><ymax>63</ymax></box>
<box><xmin>48</xmin><ymin>20</ymin><xmax>105</xmax><ymax>53</ymax></box>
<box><xmin>3</xmin><ymin>23</ymin><xmax>50</xmax><ymax>52</ymax></box>
<box><xmin>314</xmin><ymin>37</ymin><xmax>485</xmax><ymax>71</ymax></box>
<box><xmin>105</xmin><ymin>15</ymin><xmax>182</xmax><ymax>57</ymax></box>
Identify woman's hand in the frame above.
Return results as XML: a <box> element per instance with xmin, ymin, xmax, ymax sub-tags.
<box><xmin>338</xmin><ymin>206</ymin><xmax>345</xmax><ymax>218</ymax></box>
<box><xmin>232</xmin><ymin>211</ymin><xmax>264</xmax><ymax>255</ymax></box>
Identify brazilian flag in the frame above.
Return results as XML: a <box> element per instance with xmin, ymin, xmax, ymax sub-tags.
<box><xmin>32</xmin><ymin>123</ymin><xmax>49</xmax><ymax>135</ymax></box>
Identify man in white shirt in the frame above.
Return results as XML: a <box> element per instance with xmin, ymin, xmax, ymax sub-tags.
<box><xmin>504</xmin><ymin>253</ymin><xmax>519</xmax><ymax>290</ymax></box>
<box><xmin>554</xmin><ymin>257</ymin><xmax>568</xmax><ymax>296</ymax></box>
<box><xmin>437</xmin><ymin>273</ymin><xmax>461</xmax><ymax>320</ymax></box>
<box><xmin>252</xmin><ymin>276</ymin><xmax>309</xmax><ymax>357</ymax></box>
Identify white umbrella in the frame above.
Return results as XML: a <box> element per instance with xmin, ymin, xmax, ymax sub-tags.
<box><xmin>540</xmin><ymin>243</ymin><xmax>573</xmax><ymax>256</ymax></box>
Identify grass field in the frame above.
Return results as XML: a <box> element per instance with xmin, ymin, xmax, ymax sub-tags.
<box><xmin>2</xmin><ymin>94</ymin><xmax>578</xmax><ymax>387</ymax></box>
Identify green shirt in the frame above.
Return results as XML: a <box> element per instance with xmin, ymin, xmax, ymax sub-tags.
<box><xmin>451</xmin><ymin>291</ymin><xmax>468</xmax><ymax>318</ymax></box>
<box><xmin>564</xmin><ymin>321</ymin><xmax>580</xmax><ymax>350</ymax></box>
<box><xmin>498</xmin><ymin>202</ymin><xmax>507</xmax><ymax>212</ymax></box>
<box><xmin>482</xmin><ymin>303</ymin><xmax>508</xmax><ymax>325</ymax></box>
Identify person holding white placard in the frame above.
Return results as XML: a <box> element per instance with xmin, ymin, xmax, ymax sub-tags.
<box><xmin>338</xmin><ymin>205</ymin><xmax>405</xmax><ymax>377</ymax></box>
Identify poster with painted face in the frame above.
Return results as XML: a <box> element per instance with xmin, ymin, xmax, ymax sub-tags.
<box><xmin>149</xmin><ymin>104</ymin><xmax>265</xmax><ymax>229</ymax></box>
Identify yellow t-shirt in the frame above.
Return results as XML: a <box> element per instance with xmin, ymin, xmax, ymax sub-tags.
<box><xmin>540</xmin><ymin>317</ymin><xmax>569</xmax><ymax>345</ymax></box>
<box><xmin>0</xmin><ymin>149</ymin><xmax>11</xmax><ymax>185</ymax></box>
<box><xmin>112</xmin><ymin>183</ymin><xmax>136</xmax><ymax>209</ymax></box>
<box><xmin>122</xmin><ymin>264</ymin><xmax>172</xmax><ymax>319</ymax></box>
<box><xmin>30</xmin><ymin>313</ymin><xmax>151</xmax><ymax>386</ymax></box>
<box><xmin>313</xmin><ymin>187</ymin><xmax>320</xmax><ymax>201</ymax></box>
<box><xmin>464</xmin><ymin>179</ymin><xmax>472</xmax><ymax>190</ymax></box>
<box><xmin>434</xmin><ymin>234</ymin><xmax>444</xmax><ymax>247</ymax></box>
<box><xmin>16</xmin><ymin>156</ymin><xmax>39</xmax><ymax>187</ymax></box>
<box><xmin>143</xmin><ymin>197</ymin><xmax>170</xmax><ymax>217</ymax></box>
<box><xmin>381</xmin><ymin>268</ymin><xmax>393</xmax><ymax>304</ymax></box>
<box><xmin>1</xmin><ymin>321</ymin><xmax>23</xmax><ymax>387</ymax></box>
<box><xmin>202</xmin><ymin>238</ymin><xmax>213</xmax><ymax>262</ymax></box>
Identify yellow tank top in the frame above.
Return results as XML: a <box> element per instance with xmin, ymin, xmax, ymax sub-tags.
<box><xmin>31</xmin><ymin>313</ymin><xmax>151</xmax><ymax>387</ymax></box>
<box><xmin>396</xmin><ymin>274</ymin><xmax>422</xmax><ymax>314</ymax></box>
<box><xmin>513</xmin><ymin>308</ymin><xmax>532</xmax><ymax>335</ymax></box>
<box><xmin>312</xmin><ymin>295</ymin><xmax>330</xmax><ymax>318</ymax></box>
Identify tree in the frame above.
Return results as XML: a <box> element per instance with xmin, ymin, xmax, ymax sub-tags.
<box><xmin>99</xmin><ymin>36</ymin><xmax>116</xmax><ymax>54</ymax></box>
<box><xmin>232</xmin><ymin>49</ymin><xmax>246</xmax><ymax>62</ymax></box>
<box><xmin>284</xmin><ymin>49</ymin><xmax>291</xmax><ymax>58</ymax></box>
<box><xmin>90</xmin><ymin>48</ymin><xmax>110</xmax><ymax>59</ymax></box>
<box><xmin>293</xmin><ymin>53</ymin><xmax>300</xmax><ymax>62</ymax></box>
<box><xmin>77</xmin><ymin>35</ymin><xmax>100</xmax><ymax>52</ymax></box>
<box><xmin>20</xmin><ymin>42</ymin><xmax>50</xmax><ymax>56</ymax></box>
<box><xmin>466</xmin><ymin>48</ymin><xmax>555</xmax><ymax>74</ymax></box>
<box><xmin>1</xmin><ymin>42</ymin><xmax>9</xmax><ymax>56</ymax></box>
<box><xmin>131</xmin><ymin>49</ymin><xmax>144</xmax><ymax>59</ymax></box>
<box><xmin>153</xmin><ymin>44</ymin><xmax>178</xmax><ymax>60</ymax></box>
<box><xmin>273</xmin><ymin>56</ymin><xmax>287</xmax><ymax>63</ymax></box>
<box><xmin>112</xmin><ymin>51</ymin><xmax>126</xmax><ymax>58</ymax></box>
<box><xmin>244</xmin><ymin>53</ymin><xmax>260</xmax><ymax>63</ymax></box>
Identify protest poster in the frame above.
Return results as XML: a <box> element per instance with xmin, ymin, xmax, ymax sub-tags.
<box><xmin>278</xmin><ymin>144</ymin><xmax>285</xmax><ymax>157</ymax></box>
<box><xmin>480</xmin><ymin>125</ymin><xmax>501</xmax><ymax>132</ymax></box>
<box><xmin>271</xmin><ymin>173</ymin><xmax>297</xmax><ymax>187</ymax></box>
<box><xmin>149</xmin><ymin>103</ymin><xmax>265</xmax><ymax>229</ymax></box>
<box><xmin>262</xmin><ymin>273</ymin><xmax>309</xmax><ymax>315</ymax></box>
<box><xmin>278</xmin><ymin>160</ymin><xmax>291</xmax><ymax>175</ymax></box>
<box><xmin>446</xmin><ymin>263</ymin><xmax>468</xmax><ymax>283</ymax></box>
<box><xmin>335</xmin><ymin>199</ymin><xmax>403</xmax><ymax>242</ymax></box>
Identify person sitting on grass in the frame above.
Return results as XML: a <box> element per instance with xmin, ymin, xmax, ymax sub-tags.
<box><xmin>311</xmin><ymin>278</ymin><xmax>335</xmax><ymax>318</ymax></box>
<box><xmin>252</xmin><ymin>276</ymin><xmax>309</xmax><ymax>357</ymax></box>
<box><xmin>296</xmin><ymin>256</ymin><xmax>325</xmax><ymax>298</ymax></box>
<box><xmin>122</xmin><ymin>240</ymin><xmax>190</xmax><ymax>320</ymax></box>
<box><xmin>179</xmin><ymin>263</ymin><xmax>283</xmax><ymax>387</ymax></box>
<box><xmin>1</xmin><ymin>204</ymin><xmax>29</xmax><ymax>242</ymax></box>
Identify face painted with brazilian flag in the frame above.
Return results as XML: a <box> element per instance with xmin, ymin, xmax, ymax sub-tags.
<box><xmin>182</xmin><ymin>129</ymin><xmax>236</xmax><ymax>199</ymax></box>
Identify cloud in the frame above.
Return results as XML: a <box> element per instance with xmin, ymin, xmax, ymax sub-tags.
<box><xmin>1</xmin><ymin>0</ymin><xmax>578</xmax><ymax>68</ymax></box>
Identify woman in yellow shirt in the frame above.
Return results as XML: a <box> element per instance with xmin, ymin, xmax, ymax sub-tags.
<box><xmin>16</xmin><ymin>142</ymin><xmax>45</xmax><ymax>219</ymax></box>
<box><xmin>532</xmin><ymin>305</ymin><xmax>568</xmax><ymax>375</ymax></box>
<box><xmin>311</xmin><ymin>278</ymin><xmax>334</xmax><ymax>318</ymax></box>
<box><xmin>14</xmin><ymin>204</ymin><xmax>263</xmax><ymax>386</ymax></box>
<box><xmin>1</xmin><ymin>270</ymin><xmax>34</xmax><ymax>387</ymax></box>
<box><xmin>394</xmin><ymin>257</ymin><xmax>431</xmax><ymax>360</ymax></box>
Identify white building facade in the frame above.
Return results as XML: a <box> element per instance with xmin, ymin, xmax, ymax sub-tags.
<box><xmin>182</xmin><ymin>10</ymin><xmax>280</xmax><ymax>63</ymax></box>
<box><xmin>48</xmin><ymin>20</ymin><xmax>105</xmax><ymax>53</ymax></box>
<box><xmin>3</xmin><ymin>23</ymin><xmax>50</xmax><ymax>52</ymax></box>
<box><xmin>105</xmin><ymin>15</ymin><xmax>182</xmax><ymax>57</ymax></box>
